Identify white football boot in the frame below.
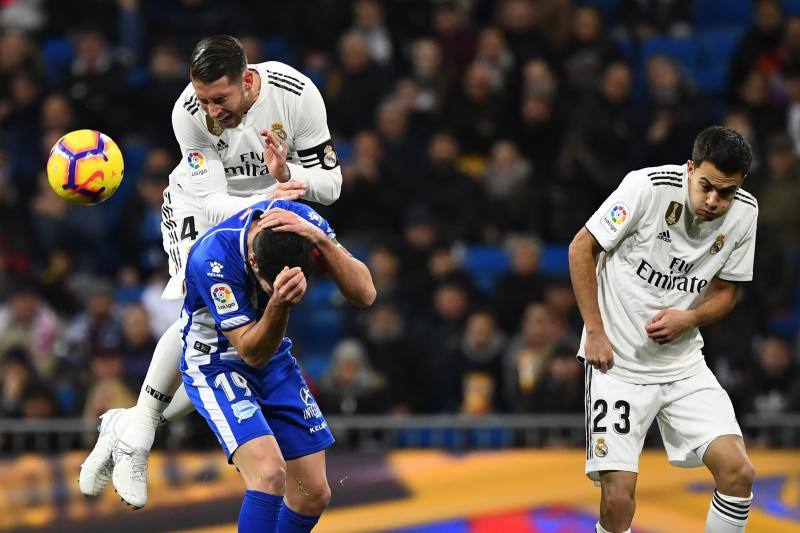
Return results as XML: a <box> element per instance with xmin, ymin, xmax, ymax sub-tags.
<box><xmin>111</xmin><ymin>438</ymin><xmax>150</xmax><ymax>509</ymax></box>
<box><xmin>79</xmin><ymin>408</ymin><xmax>124</xmax><ymax>496</ymax></box>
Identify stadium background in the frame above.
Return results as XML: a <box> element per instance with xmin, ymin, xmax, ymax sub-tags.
<box><xmin>1</xmin><ymin>0</ymin><xmax>799</xmax><ymax>531</ymax></box>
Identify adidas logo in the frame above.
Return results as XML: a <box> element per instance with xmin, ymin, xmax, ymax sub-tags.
<box><xmin>657</xmin><ymin>230</ymin><xmax>671</xmax><ymax>243</ymax></box>
<box><xmin>215</xmin><ymin>139</ymin><xmax>228</xmax><ymax>152</ymax></box>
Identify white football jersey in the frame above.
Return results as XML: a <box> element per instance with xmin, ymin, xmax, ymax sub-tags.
<box><xmin>578</xmin><ymin>164</ymin><xmax>758</xmax><ymax>384</ymax></box>
<box><xmin>169</xmin><ymin>61</ymin><xmax>342</xmax><ymax>225</ymax></box>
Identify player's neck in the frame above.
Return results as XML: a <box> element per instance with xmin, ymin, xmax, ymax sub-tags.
<box><xmin>244</xmin><ymin>69</ymin><xmax>261</xmax><ymax>113</ymax></box>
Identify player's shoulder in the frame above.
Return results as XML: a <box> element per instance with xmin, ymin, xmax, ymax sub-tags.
<box><xmin>256</xmin><ymin>61</ymin><xmax>310</xmax><ymax>98</ymax></box>
<box><xmin>638</xmin><ymin>163</ymin><xmax>686</xmax><ymax>190</ymax></box>
<box><xmin>173</xmin><ymin>81</ymin><xmax>202</xmax><ymax>119</ymax></box>
<box><xmin>732</xmin><ymin>186</ymin><xmax>758</xmax><ymax>212</ymax></box>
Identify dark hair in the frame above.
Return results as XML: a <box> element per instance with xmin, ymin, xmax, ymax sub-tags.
<box><xmin>691</xmin><ymin>126</ymin><xmax>753</xmax><ymax>176</ymax></box>
<box><xmin>189</xmin><ymin>35</ymin><xmax>247</xmax><ymax>84</ymax></box>
<box><xmin>252</xmin><ymin>229</ymin><xmax>316</xmax><ymax>287</ymax></box>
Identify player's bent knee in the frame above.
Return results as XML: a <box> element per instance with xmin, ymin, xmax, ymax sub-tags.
<box><xmin>241</xmin><ymin>460</ymin><xmax>287</xmax><ymax>494</ymax></box>
<box><xmin>287</xmin><ymin>478</ymin><xmax>331</xmax><ymax>514</ymax></box>
<box><xmin>719</xmin><ymin>459</ymin><xmax>755</xmax><ymax>494</ymax></box>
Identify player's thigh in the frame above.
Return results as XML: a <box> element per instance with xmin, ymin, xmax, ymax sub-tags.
<box><xmin>285</xmin><ymin>450</ymin><xmax>330</xmax><ymax>502</ymax></box>
<box><xmin>585</xmin><ymin>365</ymin><xmax>661</xmax><ymax>483</ymax></box>
<box><xmin>657</xmin><ymin>365</ymin><xmax>742</xmax><ymax>468</ymax></box>
<box><xmin>258</xmin><ymin>353</ymin><xmax>335</xmax><ymax>461</ymax></box>
<box><xmin>181</xmin><ymin>360</ymin><xmax>273</xmax><ymax>462</ymax></box>
<box><xmin>161</xmin><ymin>185</ymin><xmax>212</xmax><ymax>297</ymax></box>
<box><xmin>232</xmin><ymin>434</ymin><xmax>286</xmax><ymax>490</ymax></box>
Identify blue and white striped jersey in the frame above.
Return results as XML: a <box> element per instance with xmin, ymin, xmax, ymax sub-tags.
<box><xmin>180</xmin><ymin>199</ymin><xmax>335</xmax><ymax>366</ymax></box>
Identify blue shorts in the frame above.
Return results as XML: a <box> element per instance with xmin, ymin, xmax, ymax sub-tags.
<box><xmin>181</xmin><ymin>351</ymin><xmax>334</xmax><ymax>462</ymax></box>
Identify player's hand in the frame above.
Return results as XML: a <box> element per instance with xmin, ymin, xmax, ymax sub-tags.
<box><xmin>585</xmin><ymin>330</ymin><xmax>614</xmax><ymax>373</ymax></box>
<box><xmin>268</xmin><ymin>181</ymin><xmax>307</xmax><ymax>201</ymax></box>
<box><xmin>269</xmin><ymin>266</ymin><xmax>307</xmax><ymax>307</ymax></box>
<box><xmin>261</xmin><ymin>130</ymin><xmax>291</xmax><ymax>182</ymax></box>
<box><xmin>645</xmin><ymin>308</ymin><xmax>696</xmax><ymax>344</ymax></box>
<box><xmin>258</xmin><ymin>208</ymin><xmax>325</xmax><ymax>245</ymax></box>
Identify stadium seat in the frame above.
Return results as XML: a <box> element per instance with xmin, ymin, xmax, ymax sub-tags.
<box><xmin>462</xmin><ymin>245</ymin><xmax>511</xmax><ymax>293</ymax></box>
<box><xmin>540</xmin><ymin>244</ymin><xmax>570</xmax><ymax>277</ymax></box>
<box><xmin>695</xmin><ymin>27</ymin><xmax>744</xmax><ymax>94</ymax></box>
<box><xmin>694</xmin><ymin>0</ymin><xmax>753</xmax><ymax>28</ymax></box>
<box><xmin>41</xmin><ymin>37</ymin><xmax>74</xmax><ymax>85</ymax></box>
<box><xmin>262</xmin><ymin>35</ymin><xmax>295</xmax><ymax>64</ymax></box>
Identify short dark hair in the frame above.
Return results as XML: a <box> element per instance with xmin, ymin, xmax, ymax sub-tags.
<box><xmin>691</xmin><ymin>126</ymin><xmax>753</xmax><ymax>177</ymax></box>
<box><xmin>189</xmin><ymin>35</ymin><xmax>247</xmax><ymax>84</ymax></box>
<box><xmin>252</xmin><ymin>229</ymin><xmax>316</xmax><ymax>287</ymax></box>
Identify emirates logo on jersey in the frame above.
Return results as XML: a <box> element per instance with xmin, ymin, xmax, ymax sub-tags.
<box><xmin>635</xmin><ymin>256</ymin><xmax>709</xmax><ymax>294</ymax></box>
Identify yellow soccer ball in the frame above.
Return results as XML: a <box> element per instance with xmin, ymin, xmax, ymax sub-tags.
<box><xmin>46</xmin><ymin>129</ymin><xmax>124</xmax><ymax>205</ymax></box>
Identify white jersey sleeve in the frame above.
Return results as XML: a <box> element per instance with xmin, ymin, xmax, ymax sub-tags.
<box><xmin>171</xmin><ymin>100</ymin><xmax>268</xmax><ymax>225</ymax></box>
<box><xmin>285</xmin><ymin>78</ymin><xmax>342</xmax><ymax>205</ymax></box>
<box><xmin>585</xmin><ymin>171</ymin><xmax>653</xmax><ymax>251</ymax></box>
<box><xmin>717</xmin><ymin>195</ymin><xmax>758</xmax><ymax>282</ymax></box>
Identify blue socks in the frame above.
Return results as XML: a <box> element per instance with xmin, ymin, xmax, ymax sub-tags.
<box><xmin>238</xmin><ymin>490</ymin><xmax>283</xmax><ymax>533</ymax></box>
<box><xmin>277</xmin><ymin>503</ymin><xmax>320</xmax><ymax>532</ymax></box>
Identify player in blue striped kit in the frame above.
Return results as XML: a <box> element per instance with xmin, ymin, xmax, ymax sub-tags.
<box><xmin>181</xmin><ymin>198</ymin><xmax>375</xmax><ymax>532</ymax></box>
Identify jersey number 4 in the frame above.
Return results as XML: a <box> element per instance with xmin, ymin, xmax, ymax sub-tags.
<box><xmin>181</xmin><ymin>216</ymin><xmax>199</xmax><ymax>240</ymax></box>
<box><xmin>592</xmin><ymin>399</ymin><xmax>631</xmax><ymax>434</ymax></box>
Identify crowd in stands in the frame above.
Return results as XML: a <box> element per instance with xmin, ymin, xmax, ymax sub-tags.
<box><xmin>1</xmin><ymin>0</ymin><xmax>799</xmax><ymax>447</ymax></box>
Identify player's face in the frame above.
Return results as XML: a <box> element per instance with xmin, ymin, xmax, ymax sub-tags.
<box><xmin>687</xmin><ymin>160</ymin><xmax>744</xmax><ymax>221</ymax></box>
<box><xmin>193</xmin><ymin>71</ymin><xmax>251</xmax><ymax>129</ymax></box>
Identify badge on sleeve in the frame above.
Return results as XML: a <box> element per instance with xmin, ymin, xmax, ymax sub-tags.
<box><xmin>322</xmin><ymin>145</ymin><xmax>338</xmax><ymax>169</ymax></box>
<box><xmin>601</xmin><ymin>202</ymin><xmax>629</xmax><ymax>235</ymax></box>
<box><xmin>211</xmin><ymin>283</ymin><xmax>239</xmax><ymax>312</ymax></box>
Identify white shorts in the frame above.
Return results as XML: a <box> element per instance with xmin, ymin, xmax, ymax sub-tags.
<box><xmin>160</xmin><ymin>184</ymin><xmax>213</xmax><ymax>300</ymax></box>
<box><xmin>584</xmin><ymin>363</ymin><xmax>741</xmax><ymax>484</ymax></box>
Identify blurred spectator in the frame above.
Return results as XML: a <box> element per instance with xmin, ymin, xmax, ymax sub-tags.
<box><xmin>461</xmin><ymin>371</ymin><xmax>496</xmax><ymax>415</ymax></box>
<box><xmin>783</xmin><ymin>62</ymin><xmax>800</xmax><ymax>153</ymax></box>
<box><xmin>523</xmin><ymin>340</ymin><xmax>583</xmax><ymax>413</ymax></box>
<box><xmin>330</xmin><ymin>31</ymin><xmax>392</xmax><ymax>137</ymax></box>
<box><xmin>543</xmin><ymin>279</ymin><xmax>582</xmax><ymax>342</ymax></box>
<box><xmin>375</xmin><ymin>98</ymin><xmax>423</xmax><ymax>177</ymax></box>
<box><xmin>492</xmin><ymin>234</ymin><xmax>546</xmax><ymax>333</ymax></box>
<box><xmin>20</xmin><ymin>382</ymin><xmax>57</xmax><ymax>418</ymax></box>
<box><xmin>759</xmin><ymin>133</ymin><xmax>800</xmax><ymax>248</ymax></box>
<box><xmin>432</xmin><ymin>1</ymin><xmax>476</xmax><ymax>77</ymax></box>
<box><xmin>556</xmin><ymin>61</ymin><xmax>636</xmax><ymax>238</ymax></box>
<box><xmin>620</xmin><ymin>0</ymin><xmax>692</xmax><ymax>39</ymax></box>
<box><xmin>503</xmin><ymin>302</ymin><xmax>559</xmax><ymax>411</ymax></box>
<box><xmin>0</xmin><ymin>281</ymin><xmax>60</xmax><ymax>378</ymax></box>
<box><xmin>737</xmin><ymin>336</ymin><xmax>799</xmax><ymax>417</ymax></box>
<box><xmin>456</xmin><ymin>310</ymin><xmax>506</xmax><ymax>412</ymax></box>
<box><xmin>316</xmin><ymin>338</ymin><xmax>387</xmax><ymax>415</ymax></box>
<box><xmin>474</xmin><ymin>27</ymin><xmax>514</xmax><ymax>92</ymax></box>
<box><xmin>496</xmin><ymin>0</ymin><xmax>553</xmax><ymax>65</ymax></box>
<box><xmin>417</xmin><ymin>132</ymin><xmax>483</xmax><ymax>242</ymax></box>
<box><xmin>735</xmin><ymin>70</ymin><xmax>785</xmax><ymax>146</ymax></box>
<box><xmin>138</xmin><ymin>42</ymin><xmax>187</xmax><ymax>146</ymax></box>
<box><xmin>0</xmin><ymin>347</ymin><xmax>37</xmax><ymax>417</ymax></box>
<box><xmin>638</xmin><ymin>55</ymin><xmax>704</xmax><ymax>166</ymax></box>
<box><xmin>40</xmin><ymin>92</ymin><xmax>75</xmax><ymax>135</ymax></box>
<box><xmin>360</xmin><ymin>304</ymin><xmax>418</xmax><ymax>413</ymax></box>
<box><xmin>514</xmin><ymin>91</ymin><xmax>564</xmax><ymax>179</ymax></box>
<box><xmin>481</xmin><ymin>140</ymin><xmax>531</xmax><ymax>200</ymax></box>
<box><xmin>62</xmin><ymin>281</ymin><xmax>123</xmax><ymax>367</ymax></box>
<box><xmin>63</xmin><ymin>27</ymin><xmax>131</xmax><ymax>136</ymax></box>
<box><xmin>409</xmin><ymin>38</ymin><xmax>450</xmax><ymax>116</ymax></box>
<box><xmin>350</xmin><ymin>0</ymin><xmax>393</xmax><ymax>67</ymax></box>
<box><xmin>729</xmin><ymin>0</ymin><xmax>784</xmax><ymax>93</ymax></box>
<box><xmin>119</xmin><ymin>303</ymin><xmax>157</xmax><ymax>390</ymax></box>
<box><xmin>82</xmin><ymin>349</ymin><xmax>135</xmax><ymax>421</ymax></box>
<box><xmin>443</xmin><ymin>61</ymin><xmax>509</xmax><ymax>155</ymax></box>
<box><xmin>419</xmin><ymin>281</ymin><xmax>472</xmax><ymax>412</ymax></box>
<box><xmin>561</xmin><ymin>6</ymin><xmax>623</xmax><ymax>98</ymax></box>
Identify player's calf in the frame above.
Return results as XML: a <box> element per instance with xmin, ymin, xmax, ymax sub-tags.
<box><xmin>599</xmin><ymin>471</ymin><xmax>636</xmax><ymax>533</ymax></box>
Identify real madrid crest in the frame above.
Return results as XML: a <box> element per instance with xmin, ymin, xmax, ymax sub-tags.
<box><xmin>595</xmin><ymin>437</ymin><xmax>608</xmax><ymax>458</ymax></box>
<box><xmin>322</xmin><ymin>144</ymin><xmax>338</xmax><ymax>169</ymax></box>
<box><xmin>664</xmin><ymin>201</ymin><xmax>683</xmax><ymax>226</ymax></box>
<box><xmin>271</xmin><ymin>122</ymin><xmax>287</xmax><ymax>141</ymax></box>
<box><xmin>709</xmin><ymin>234</ymin><xmax>725</xmax><ymax>255</ymax></box>
<box><xmin>206</xmin><ymin>115</ymin><xmax>224</xmax><ymax>136</ymax></box>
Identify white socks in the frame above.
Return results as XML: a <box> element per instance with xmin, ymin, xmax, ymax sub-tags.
<box><xmin>161</xmin><ymin>383</ymin><xmax>196</xmax><ymax>423</ymax></box>
<box><xmin>706</xmin><ymin>490</ymin><xmax>752</xmax><ymax>532</ymax></box>
<box><xmin>595</xmin><ymin>523</ymin><xmax>630</xmax><ymax>533</ymax></box>
<box><xmin>117</xmin><ymin>319</ymin><xmax>184</xmax><ymax>449</ymax></box>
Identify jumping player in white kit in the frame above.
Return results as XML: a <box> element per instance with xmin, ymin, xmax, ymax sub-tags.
<box><xmin>569</xmin><ymin>126</ymin><xmax>757</xmax><ymax>533</ymax></box>
<box><xmin>79</xmin><ymin>35</ymin><xmax>343</xmax><ymax>514</ymax></box>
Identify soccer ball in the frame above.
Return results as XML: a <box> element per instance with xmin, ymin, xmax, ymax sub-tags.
<box><xmin>46</xmin><ymin>129</ymin><xmax>124</xmax><ymax>205</ymax></box>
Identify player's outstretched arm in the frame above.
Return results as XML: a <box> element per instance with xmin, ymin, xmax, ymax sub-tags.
<box><xmin>223</xmin><ymin>266</ymin><xmax>307</xmax><ymax>368</ymax></box>
<box><xmin>259</xmin><ymin>208</ymin><xmax>376</xmax><ymax>308</ymax></box>
<box><xmin>569</xmin><ymin>227</ymin><xmax>614</xmax><ymax>372</ymax></box>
